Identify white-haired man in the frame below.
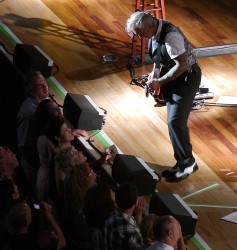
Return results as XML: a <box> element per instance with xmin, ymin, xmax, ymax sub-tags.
<box><xmin>126</xmin><ymin>12</ymin><xmax>201</xmax><ymax>182</ymax></box>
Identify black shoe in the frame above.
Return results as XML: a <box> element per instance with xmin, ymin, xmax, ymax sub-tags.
<box><xmin>167</xmin><ymin>162</ymin><xmax>198</xmax><ymax>182</ymax></box>
<box><xmin>161</xmin><ymin>164</ymin><xmax>180</xmax><ymax>178</ymax></box>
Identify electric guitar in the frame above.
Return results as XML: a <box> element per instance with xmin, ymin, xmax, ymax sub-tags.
<box><xmin>151</xmin><ymin>88</ymin><xmax>166</xmax><ymax>107</ymax></box>
<box><xmin>128</xmin><ymin>63</ymin><xmax>166</xmax><ymax>106</ymax></box>
<box><xmin>144</xmin><ymin>80</ymin><xmax>166</xmax><ymax>107</ymax></box>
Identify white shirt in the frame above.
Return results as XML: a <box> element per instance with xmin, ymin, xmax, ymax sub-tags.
<box><xmin>152</xmin><ymin>19</ymin><xmax>185</xmax><ymax>59</ymax></box>
<box><xmin>147</xmin><ymin>241</ymin><xmax>175</xmax><ymax>250</ymax></box>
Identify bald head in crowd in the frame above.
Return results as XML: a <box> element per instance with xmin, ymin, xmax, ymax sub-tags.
<box><xmin>149</xmin><ymin>215</ymin><xmax>183</xmax><ymax>250</ymax></box>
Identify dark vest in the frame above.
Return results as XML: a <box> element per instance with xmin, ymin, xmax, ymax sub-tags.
<box><xmin>148</xmin><ymin>21</ymin><xmax>196</xmax><ymax>74</ymax></box>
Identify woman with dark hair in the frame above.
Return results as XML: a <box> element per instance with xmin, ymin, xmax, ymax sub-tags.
<box><xmin>45</xmin><ymin>116</ymin><xmax>74</xmax><ymax>150</ymax></box>
<box><xmin>34</xmin><ymin>99</ymin><xmax>63</xmax><ymax>138</ymax></box>
<box><xmin>83</xmin><ymin>182</ymin><xmax>117</xmax><ymax>250</ymax></box>
<box><xmin>84</xmin><ymin>182</ymin><xmax>116</xmax><ymax>228</ymax></box>
<box><xmin>33</xmin><ymin>99</ymin><xmax>63</xmax><ymax>201</ymax></box>
<box><xmin>45</xmin><ymin>116</ymin><xmax>77</xmax><ymax>201</ymax></box>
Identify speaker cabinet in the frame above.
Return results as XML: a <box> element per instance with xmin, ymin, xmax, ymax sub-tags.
<box><xmin>149</xmin><ymin>192</ymin><xmax>198</xmax><ymax>236</ymax></box>
<box><xmin>13</xmin><ymin>44</ymin><xmax>53</xmax><ymax>78</ymax></box>
<box><xmin>63</xmin><ymin>93</ymin><xmax>104</xmax><ymax>131</ymax></box>
<box><xmin>112</xmin><ymin>154</ymin><xmax>159</xmax><ymax>196</ymax></box>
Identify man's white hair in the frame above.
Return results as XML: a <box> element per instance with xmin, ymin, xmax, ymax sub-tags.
<box><xmin>125</xmin><ymin>11</ymin><xmax>156</xmax><ymax>37</ymax></box>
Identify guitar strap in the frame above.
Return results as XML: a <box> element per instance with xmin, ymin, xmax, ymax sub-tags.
<box><xmin>148</xmin><ymin>38</ymin><xmax>161</xmax><ymax>75</ymax></box>
<box><xmin>148</xmin><ymin>21</ymin><xmax>171</xmax><ymax>75</ymax></box>
<box><xmin>148</xmin><ymin>22</ymin><xmax>171</xmax><ymax>105</ymax></box>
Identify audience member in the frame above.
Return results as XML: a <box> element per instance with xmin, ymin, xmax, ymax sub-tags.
<box><xmin>46</xmin><ymin>116</ymin><xmax>75</xmax><ymax>153</ymax></box>
<box><xmin>0</xmin><ymin>146</ymin><xmax>18</xmax><ymax>177</ymax></box>
<box><xmin>54</xmin><ymin>146</ymin><xmax>87</xmax><ymax>197</ymax></box>
<box><xmin>83</xmin><ymin>182</ymin><xmax>117</xmax><ymax>250</ymax></box>
<box><xmin>0</xmin><ymin>145</ymin><xmax>32</xmax><ymax>198</ymax></box>
<box><xmin>16</xmin><ymin>71</ymin><xmax>49</xmax><ymax>186</ymax></box>
<box><xmin>44</xmin><ymin>117</ymin><xmax>78</xmax><ymax>201</ymax></box>
<box><xmin>38</xmin><ymin>202</ymin><xmax>66</xmax><ymax>250</ymax></box>
<box><xmin>147</xmin><ymin>215</ymin><xmax>186</xmax><ymax>250</ymax></box>
<box><xmin>2</xmin><ymin>201</ymin><xmax>66</xmax><ymax>250</ymax></box>
<box><xmin>84</xmin><ymin>182</ymin><xmax>116</xmax><ymax>228</ymax></box>
<box><xmin>0</xmin><ymin>176</ymin><xmax>21</xmax><ymax>247</ymax></box>
<box><xmin>64</xmin><ymin>162</ymin><xmax>97</xmax><ymax>217</ymax></box>
<box><xmin>33</xmin><ymin>99</ymin><xmax>63</xmax><ymax>201</ymax></box>
<box><xmin>104</xmin><ymin>182</ymin><xmax>145</xmax><ymax>250</ymax></box>
<box><xmin>37</xmin><ymin>230</ymin><xmax>60</xmax><ymax>250</ymax></box>
<box><xmin>37</xmin><ymin>230</ymin><xmax>59</xmax><ymax>250</ymax></box>
<box><xmin>139</xmin><ymin>213</ymin><xmax>159</xmax><ymax>248</ymax></box>
<box><xmin>63</xmin><ymin>162</ymin><xmax>97</xmax><ymax>250</ymax></box>
<box><xmin>2</xmin><ymin>201</ymin><xmax>35</xmax><ymax>250</ymax></box>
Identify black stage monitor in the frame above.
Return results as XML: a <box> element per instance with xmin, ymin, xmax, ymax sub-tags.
<box><xmin>149</xmin><ymin>192</ymin><xmax>198</xmax><ymax>236</ymax></box>
<box><xmin>63</xmin><ymin>93</ymin><xmax>104</xmax><ymax>131</ymax></box>
<box><xmin>13</xmin><ymin>44</ymin><xmax>54</xmax><ymax>78</ymax></box>
<box><xmin>112</xmin><ymin>154</ymin><xmax>159</xmax><ymax>196</ymax></box>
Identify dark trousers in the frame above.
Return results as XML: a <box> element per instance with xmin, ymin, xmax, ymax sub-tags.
<box><xmin>162</xmin><ymin>65</ymin><xmax>201</xmax><ymax>166</ymax></box>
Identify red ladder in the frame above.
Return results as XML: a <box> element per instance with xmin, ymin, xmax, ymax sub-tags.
<box><xmin>131</xmin><ymin>0</ymin><xmax>166</xmax><ymax>63</ymax></box>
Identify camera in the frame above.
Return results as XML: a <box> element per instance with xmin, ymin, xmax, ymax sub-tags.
<box><xmin>33</xmin><ymin>203</ymin><xmax>40</xmax><ymax>210</ymax></box>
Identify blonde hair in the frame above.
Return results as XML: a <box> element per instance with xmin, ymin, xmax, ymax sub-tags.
<box><xmin>54</xmin><ymin>146</ymin><xmax>74</xmax><ymax>171</ymax></box>
<box><xmin>65</xmin><ymin>162</ymin><xmax>93</xmax><ymax>213</ymax></box>
<box><xmin>140</xmin><ymin>213</ymin><xmax>159</xmax><ymax>246</ymax></box>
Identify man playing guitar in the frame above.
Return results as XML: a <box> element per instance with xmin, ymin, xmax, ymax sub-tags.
<box><xmin>126</xmin><ymin>11</ymin><xmax>202</xmax><ymax>182</ymax></box>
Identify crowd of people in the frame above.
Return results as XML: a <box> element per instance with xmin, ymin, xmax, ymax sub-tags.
<box><xmin>0</xmin><ymin>69</ymin><xmax>188</xmax><ymax>250</ymax></box>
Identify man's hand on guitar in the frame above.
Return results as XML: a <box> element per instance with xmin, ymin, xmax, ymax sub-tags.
<box><xmin>147</xmin><ymin>75</ymin><xmax>166</xmax><ymax>106</ymax></box>
<box><xmin>150</xmin><ymin>79</ymin><xmax>161</xmax><ymax>92</ymax></box>
<box><xmin>148</xmin><ymin>70</ymin><xmax>161</xmax><ymax>91</ymax></box>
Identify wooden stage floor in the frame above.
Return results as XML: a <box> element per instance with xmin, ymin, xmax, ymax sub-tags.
<box><xmin>0</xmin><ymin>0</ymin><xmax>237</xmax><ymax>249</ymax></box>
